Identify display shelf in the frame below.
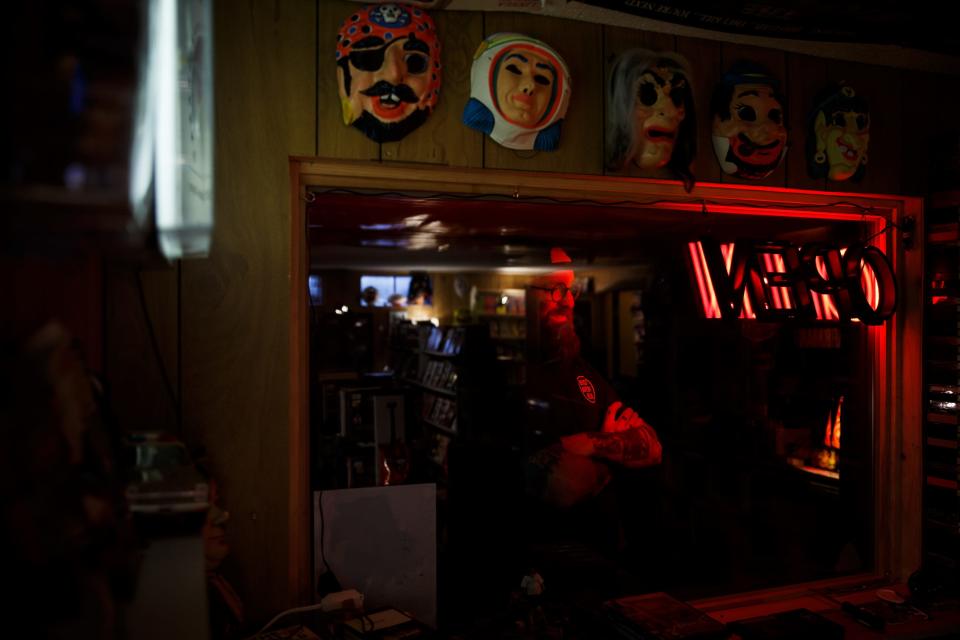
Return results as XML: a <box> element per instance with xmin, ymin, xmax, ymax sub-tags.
<box><xmin>927</xmin><ymin>437</ymin><xmax>959</xmax><ymax>449</ymax></box>
<box><xmin>416</xmin><ymin>381</ymin><xmax>457</xmax><ymax>398</ymax></box>
<box><xmin>928</xmin><ymin>412</ymin><xmax>959</xmax><ymax>425</ymax></box>
<box><xmin>424</xmin><ymin>350</ymin><xmax>457</xmax><ymax>358</ymax></box>
<box><xmin>928</xmin><ymin>223</ymin><xmax>959</xmax><ymax>245</ymax></box>
<box><xmin>927</xmin><ymin>476</ymin><xmax>959</xmax><ymax>490</ymax></box>
<box><xmin>931</xmin><ymin>190</ymin><xmax>960</xmax><ymax>209</ymax></box>
<box><xmin>923</xmin><ymin>189</ymin><xmax>960</xmax><ymax>575</ymax></box>
<box><xmin>423</xmin><ymin>419</ymin><xmax>456</xmax><ymax>436</ymax></box>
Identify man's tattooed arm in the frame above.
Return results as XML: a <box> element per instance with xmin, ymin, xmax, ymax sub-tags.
<box><xmin>561</xmin><ymin>426</ymin><xmax>662</xmax><ymax>468</ymax></box>
<box><xmin>525</xmin><ymin>443</ymin><xmax>612</xmax><ymax>507</ymax></box>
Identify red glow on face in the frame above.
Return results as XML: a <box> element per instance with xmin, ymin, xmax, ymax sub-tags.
<box><xmin>688</xmin><ymin>242</ymin><xmax>884</xmax><ymax>322</ymax></box>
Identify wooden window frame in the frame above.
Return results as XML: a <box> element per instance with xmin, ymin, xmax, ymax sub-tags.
<box><xmin>288</xmin><ymin>157</ymin><xmax>923</xmax><ymax>608</ymax></box>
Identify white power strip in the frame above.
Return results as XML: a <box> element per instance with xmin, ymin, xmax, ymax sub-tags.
<box><xmin>320</xmin><ymin>588</ymin><xmax>364</xmax><ymax>612</ymax></box>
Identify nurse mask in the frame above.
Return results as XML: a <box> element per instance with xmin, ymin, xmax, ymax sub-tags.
<box><xmin>711</xmin><ymin>62</ymin><xmax>788</xmax><ymax>180</ymax></box>
<box><xmin>606</xmin><ymin>49</ymin><xmax>696</xmax><ymax>191</ymax></box>
<box><xmin>807</xmin><ymin>83</ymin><xmax>870</xmax><ymax>182</ymax></box>
<box><xmin>462</xmin><ymin>33</ymin><xmax>572</xmax><ymax>151</ymax></box>
<box><xmin>335</xmin><ymin>3</ymin><xmax>442</xmax><ymax>143</ymax></box>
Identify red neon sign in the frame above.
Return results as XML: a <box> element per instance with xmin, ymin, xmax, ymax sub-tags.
<box><xmin>687</xmin><ymin>239</ymin><xmax>896</xmax><ymax>324</ymax></box>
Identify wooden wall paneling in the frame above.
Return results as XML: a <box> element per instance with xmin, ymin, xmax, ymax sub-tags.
<box><xmin>602</xmin><ymin>27</ymin><xmax>680</xmax><ymax>180</ymax></box>
<box><xmin>934</xmin><ymin>72</ymin><xmax>960</xmax><ymax>134</ymax></box>
<box><xmin>181</xmin><ymin>0</ymin><xmax>317</xmax><ymax>620</ymax></box>
<box><xmin>785</xmin><ymin>55</ymin><xmax>827</xmax><ymax>191</ymax></box>
<box><xmin>318</xmin><ymin>0</ymin><xmax>379</xmax><ymax>161</ymax></box>
<box><xmin>104</xmin><ymin>264</ymin><xmax>180</xmax><ymax>436</ymax></box>
<box><xmin>482</xmin><ymin>13</ymin><xmax>603</xmax><ymax>174</ymax></box>
<box><xmin>932</xmin><ymin>72</ymin><xmax>960</xmax><ymax>192</ymax></box>
<box><xmin>826</xmin><ymin>61</ymin><xmax>901</xmax><ymax>194</ymax></box>
<box><xmin>382</xmin><ymin>11</ymin><xmax>484</xmax><ymax>167</ymax></box>
<box><xmin>644</xmin><ymin>31</ymin><xmax>677</xmax><ymax>54</ymax></box>
<box><xmin>900</xmin><ymin>72</ymin><xmax>936</xmax><ymax>196</ymax></box>
<box><xmin>717</xmin><ymin>43</ymin><xmax>788</xmax><ymax>188</ymax></box>
<box><xmin>675</xmin><ymin>36</ymin><xmax>723</xmax><ymax>186</ymax></box>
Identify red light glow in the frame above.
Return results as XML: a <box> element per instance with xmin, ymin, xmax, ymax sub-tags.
<box><xmin>824</xmin><ymin>395</ymin><xmax>843</xmax><ymax>450</ymax></box>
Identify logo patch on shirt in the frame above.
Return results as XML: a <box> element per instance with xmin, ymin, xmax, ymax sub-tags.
<box><xmin>577</xmin><ymin>376</ymin><xmax>596</xmax><ymax>404</ymax></box>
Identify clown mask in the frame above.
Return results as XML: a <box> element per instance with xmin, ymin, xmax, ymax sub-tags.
<box><xmin>808</xmin><ymin>84</ymin><xmax>870</xmax><ymax>182</ymax></box>
<box><xmin>606</xmin><ymin>49</ymin><xmax>695</xmax><ymax>188</ymax></box>
<box><xmin>462</xmin><ymin>33</ymin><xmax>571</xmax><ymax>151</ymax></box>
<box><xmin>335</xmin><ymin>3</ymin><xmax>442</xmax><ymax>143</ymax></box>
<box><xmin>711</xmin><ymin>65</ymin><xmax>787</xmax><ymax>180</ymax></box>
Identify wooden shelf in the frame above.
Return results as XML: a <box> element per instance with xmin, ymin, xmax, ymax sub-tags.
<box><xmin>424</xmin><ymin>350</ymin><xmax>458</xmax><ymax>358</ymax></box>
<box><xmin>400</xmin><ymin>377</ymin><xmax>456</xmax><ymax>397</ymax></box>
<box><xmin>423</xmin><ymin>419</ymin><xmax>456</xmax><ymax>436</ymax></box>
<box><xmin>417</xmin><ymin>381</ymin><xmax>457</xmax><ymax>398</ymax></box>
<box><xmin>925</xmin><ymin>517</ymin><xmax>960</xmax><ymax>534</ymax></box>
<box><xmin>931</xmin><ymin>190</ymin><xmax>960</xmax><ymax>209</ymax></box>
<box><xmin>927</xmin><ymin>437</ymin><xmax>959</xmax><ymax>449</ymax></box>
<box><xmin>928</xmin><ymin>223</ymin><xmax>959</xmax><ymax>244</ymax></box>
<box><xmin>926</xmin><ymin>361</ymin><xmax>960</xmax><ymax>372</ymax></box>
<box><xmin>928</xmin><ymin>412</ymin><xmax>959</xmax><ymax>425</ymax></box>
<box><xmin>927</xmin><ymin>476</ymin><xmax>959</xmax><ymax>490</ymax></box>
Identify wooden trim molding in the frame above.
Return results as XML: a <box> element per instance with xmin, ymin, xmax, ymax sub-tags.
<box><xmin>288</xmin><ymin>161</ymin><xmax>311</xmax><ymax>605</ymax></box>
<box><xmin>287</xmin><ymin>157</ymin><xmax>924</xmax><ymax>603</ymax></box>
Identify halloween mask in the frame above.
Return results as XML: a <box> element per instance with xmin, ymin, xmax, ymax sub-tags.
<box><xmin>462</xmin><ymin>33</ymin><xmax>571</xmax><ymax>151</ymax></box>
<box><xmin>349</xmin><ymin>0</ymin><xmax>450</xmax><ymax>7</ymax></box>
<box><xmin>807</xmin><ymin>83</ymin><xmax>870</xmax><ymax>182</ymax></box>
<box><xmin>335</xmin><ymin>3</ymin><xmax>442</xmax><ymax>143</ymax></box>
<box><xmin>606</xmin><ymin>49</ymin><xmax>696</xmax><ymax>190</ymax></box>
<box><xmin>711</xmin><ymin>63</ymin><xmax>787</xmax><ymax>180</ymax></box>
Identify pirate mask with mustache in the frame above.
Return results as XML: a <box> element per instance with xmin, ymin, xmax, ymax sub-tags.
<box><xmin>335</xmin><ymin>3</ymin><xmax>442</xmax><ymax>143</ymax></box>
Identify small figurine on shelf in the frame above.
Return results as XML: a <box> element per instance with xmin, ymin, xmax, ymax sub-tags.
<box><xmin>520</xmin><ymin>567</ymin><xmax>544</xmax><ymax>602</ymax></box>
<box><xmin>519</xmin><ymin>567</ymin><xmax>546</xmax><ymax>631</ymax></box>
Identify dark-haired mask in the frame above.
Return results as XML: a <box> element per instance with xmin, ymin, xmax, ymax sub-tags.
<box><xmin>632</xmin><ymin>67</ymin><xmax>689</xmax><ymax>169</ymax></box>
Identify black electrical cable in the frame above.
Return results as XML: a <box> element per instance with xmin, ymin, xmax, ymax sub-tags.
<box><xmin>135</xmin><ymin>269</ymin><xmax>181</xmax><ymax>434</ymax></box>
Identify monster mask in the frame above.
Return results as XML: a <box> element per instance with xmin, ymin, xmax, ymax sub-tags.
<box><xmin>335</xmin><ymin>3</ymin><xmax>442</xmax><ymax>143</ymax></box>
<box><xmin>807</xmin><ymin>83</ymin><xmax>870</xmax><ymax>182</ymax></box>
<box><xmin>711</xmin><ymin>62</ymin><xmax>787</xmax><ymax>180</ymax></box>
<box><xmin>462</xmin><ymin>33</ymin><xmax>571</xmax><ymax>151</ymax></box>
<box><xmin>606</xmin><ymin>49</ymin><xmax>696</xmax><ymax>190</ymax></box>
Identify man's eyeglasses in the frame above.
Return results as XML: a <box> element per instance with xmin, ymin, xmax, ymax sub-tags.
<box><xmin>530</xmin><ymin>282</ymin><xmax>583</xmax><ymax>302</ymax></box>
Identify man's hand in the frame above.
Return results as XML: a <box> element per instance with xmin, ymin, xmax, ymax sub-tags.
<box><xmin>602</xmin><ymin>401</ymin><xmax>650</xmax><ymax>433</ymax></box>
